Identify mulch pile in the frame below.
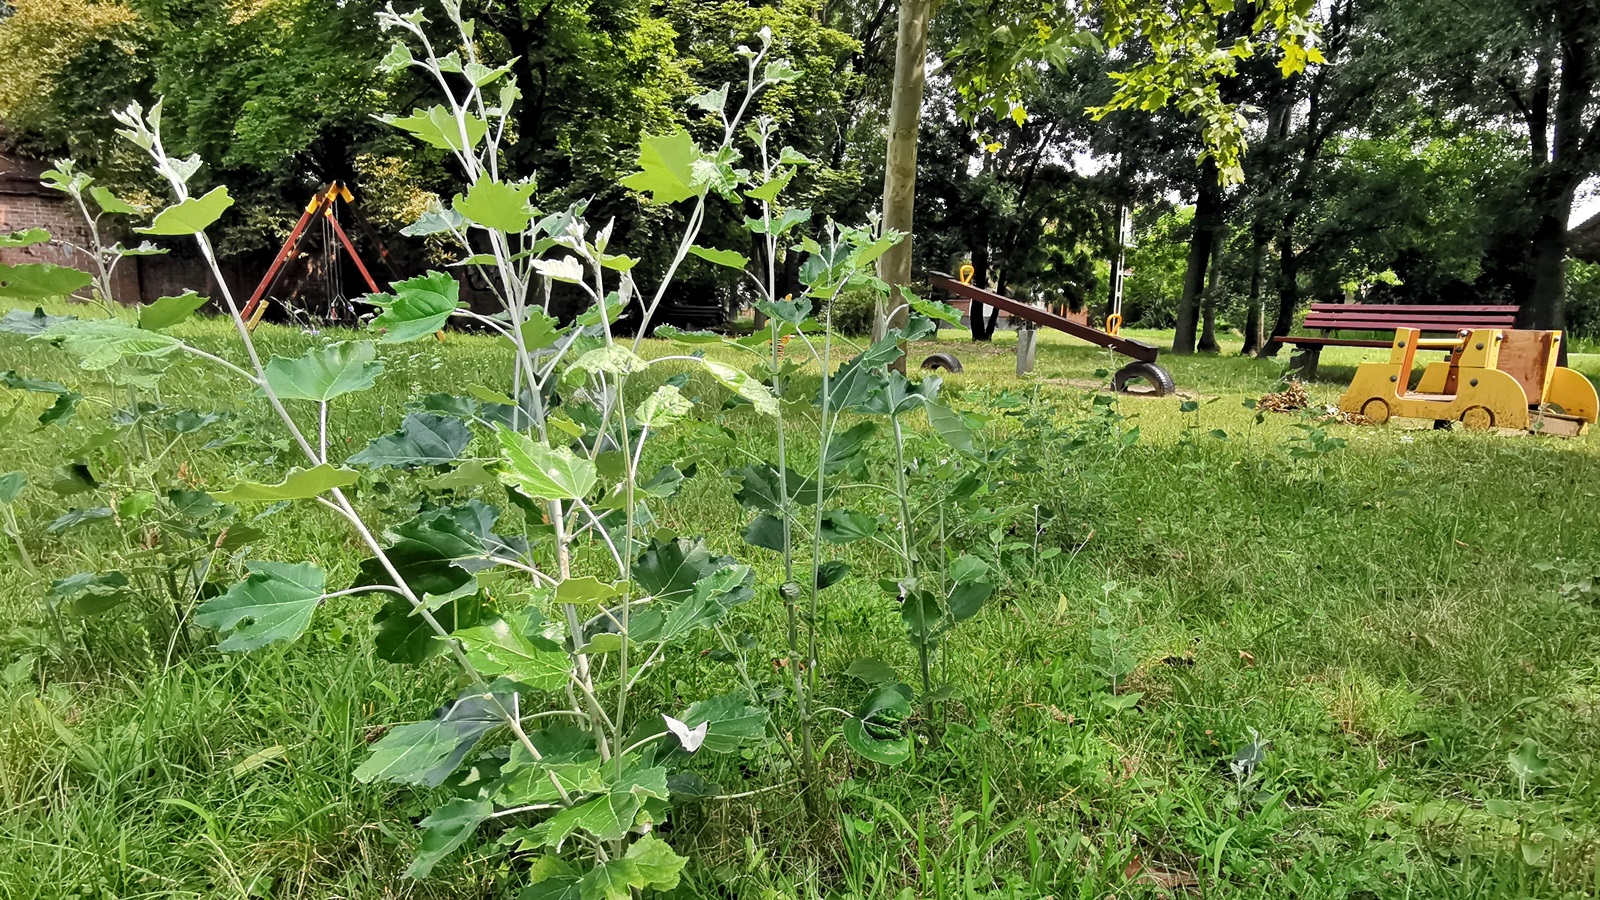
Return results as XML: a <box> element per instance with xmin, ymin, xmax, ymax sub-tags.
<box><xmin>1257</xmin><ymin>380</ymin><xmax>1371</xmax><ymax>426</ymax></box>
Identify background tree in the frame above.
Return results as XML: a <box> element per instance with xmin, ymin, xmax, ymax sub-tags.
<box><xmin>1383</xmin><ymin>0</ymin><xmax>1600</xmax><ymax>331</ymax></box>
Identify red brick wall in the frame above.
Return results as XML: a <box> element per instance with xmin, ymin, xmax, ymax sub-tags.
<box><xmin>0</xmin><ymin>189</ymin><xmax>145</xmax><ymax>302</ymax></box>
<box><xmin>2</xmin><ymin>148</ymin><xmax>246</xmax><ymax>307</ymax></box>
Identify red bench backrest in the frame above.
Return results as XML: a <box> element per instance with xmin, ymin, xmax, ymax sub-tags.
<box><xmin>1302</xmin><ymin>304</ymin><xmax>1519</xmax><ymax>333</ymax></box>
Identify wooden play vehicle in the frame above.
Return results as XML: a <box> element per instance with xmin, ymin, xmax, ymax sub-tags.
<box><xmin>1338</xmin><ymin>327</ymin><xmax>1598</xmax><ymax>436</ymax></box>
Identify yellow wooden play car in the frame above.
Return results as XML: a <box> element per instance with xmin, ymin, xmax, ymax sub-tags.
<box><xmin>1338</xmin><ymin>328</ymin><xmax>1598</xmax><ymax>436</ymax></box>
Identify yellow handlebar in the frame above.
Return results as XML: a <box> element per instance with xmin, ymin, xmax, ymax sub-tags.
<box><xmin>958</xmin><ymin>264</ymin><xmax>974</xmax><ymax>285</ymax></box>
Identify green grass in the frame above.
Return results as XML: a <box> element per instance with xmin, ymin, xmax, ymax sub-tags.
<box><xmin>4</xmin><ymin>301</ymin><xmax>1600</xmax><ymax>898</ymax></box>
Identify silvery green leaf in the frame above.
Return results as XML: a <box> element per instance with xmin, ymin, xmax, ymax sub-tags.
<box><xmin>496</xmin><ymin>428</ymin><xmax>597</xmax><ymax>500</ymax></box>
<box><xmin>702</xmin><ymin>359</ymin><xmax>778</xmax><ymax>416</ymax></box>
<box><xmin>688</xmin><ymin>84</ymin><xmax>730</xmax><ymax>113</ymax></box>
<box><xmin>378</xmin><ymin>41</ymin><xmax>414</xmax><ymax>72</ymax></box>
<box><xmin>35</xmin><ymin>319</ymin><xmax>182</xmax><ymax>369</ymax></box>
<box><xmin>636</xmin><ymin>384</ymin><xmax>692</xmax><ymax>429</ymax></box>
<box><xmin>0</xmin><ymin>264</ymin><xmax>93</xmax><ymax>302</ymax></box>
<box><xmin>532</xmin><ymin>257</ymin><xmax>585</xmax><ymax>284</ymax></box>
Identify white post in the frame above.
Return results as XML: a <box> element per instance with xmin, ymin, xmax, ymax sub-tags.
<box><xmin>1016</xmin><ymin>323</ymin><xmax>1038</xmax><ymax>376</ymax></box>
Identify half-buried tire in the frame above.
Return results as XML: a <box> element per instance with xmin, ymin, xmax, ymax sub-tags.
<box><xmin>1111</xmin><ymin>361</ymin><xmax>1176</xmax><ymax>397</ymax></box>
<box><xmin>921</xmin><ymin>352</ymin><xmax>963</xmax><ymax>373</ymax></box>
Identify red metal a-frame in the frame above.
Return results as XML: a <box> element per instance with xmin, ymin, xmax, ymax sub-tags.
<box><xmin>242</xmin><ymin>182</ymin><xmax>384</xmax><ymax>330</ymax></box>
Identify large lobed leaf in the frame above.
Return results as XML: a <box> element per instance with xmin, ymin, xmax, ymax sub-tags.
<box><xmin>620</xmin><ymin>130</ymin><xmax>707</xmax><ymax>204</ymax></box>
<box><xmin>35</xmin><ymin>319</ymin><xmax>181</xmax><ymax>370</ymax></box>
<box><xmin>368</xmin><ymin>271</ymin><xmax>460</xmax><ymax>342</ymax></box>
<box><xmin>405</xmin><ymin>798</ymin><xmax>492</xmax><ymax>880</ymax></box>
<box><xmin>387</xmin><ymin>105</ymin><xmax>488</xmax><ymax>153</ymax></box>
<box><xmin>453</xmin><ymin>612</ymin><xmax>570</xmax><ymax>691</ymax></box>
<box><xmin>211</xmin><ymin>464</ymin><xmax>358</xmax><ymax>503</ymax></box>
<box><xmin>676</xmin><ymin>692</ymin><xmax>768</xmax><ymax>753</ymax></box>
<box><xmin>453</xmin><ymin>178</ymin><xmax>537</xmax><ymax>233</ymax></box>
<box><xmin>0</xmin><ymin>307</ymin><xmax>74</xmax><ymax>336</ymax></box>
<box><xmin>264</xmin><ymin>341</ymin><xmax>384</xmax><ymax>402</ymax></box>
<box><xmin>495</xmin><ymin>428</ymin><xmax>596</xmax><ymax>501</ymax></box>
<box><xmin>349</xmin><ymin>412</ymin><xmax>471</xmax><ymax>468</ymax></box>
<box><xmin>632</xmin><ymin>536</ymin><xmax>734</xmax><ymax>606</ymax></box>
<box><xmin>355</xmin><ymin>687</ymin><xmax>508</xmax><ymax>786</ymax></box>
<box><xmin>195</xmin><ymin>561</ymin><xmax>326</xmax><ymax>651</ymax></box>
<box><xmin>0</xmin><ymin>263</ymin><xmax>93</xmax><ymax>302</ymax></box>
<box><xmin>137</xmin><ymin>291</ymin><xmax>208</xmax><ymax>332</ymax></box>
<box><xmin>0</xmin><ymin>228</ymin><xmax>50</xmax><ymax>249</ymax></box>
<box><xmin>137</xmin><ymin>186</ymin><xmax>233</xmax><ymax>236</ymax></box>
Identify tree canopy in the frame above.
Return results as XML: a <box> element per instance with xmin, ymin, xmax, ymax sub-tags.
<box><xmin>3</xmin><ymin>0</ymin><xmax>1596</xmax><ymax>338</ymax></box>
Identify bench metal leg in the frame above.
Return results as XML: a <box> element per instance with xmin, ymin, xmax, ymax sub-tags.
<box><xmin>1289</xmin><ymin>347</ymin><xmax>1321</xmax><ymax>379</ymax></box>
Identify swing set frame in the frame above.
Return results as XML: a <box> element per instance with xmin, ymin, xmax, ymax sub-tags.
<box><xmin>241</xmin><ymin>182</ymin><xmax>387</xmax><ymax>331</ymax></box>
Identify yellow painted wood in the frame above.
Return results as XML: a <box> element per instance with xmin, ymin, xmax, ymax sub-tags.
<box><xmin>1547</xmin><ymin>366</ymin><xmax>1599</xmax><ymax>423</ymax></box>
<box><xmin>1335</xmin><ymin>328</ymin><xmax>1587</xmax><ymax>433</ymax></box>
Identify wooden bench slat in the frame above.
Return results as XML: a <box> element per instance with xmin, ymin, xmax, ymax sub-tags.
<box><xmin>1301</xmin><ymin>317</ymin><xmax>1516</xmax><ymax>330</ymax></box>
<box><xmin>1306</xmin><ymin>304</ymin><xmax>1519</xmax><ymax>315</ymax></box>
<box><xmin>1303</xmin><ymin>309</ymin><xmax>1518</xmax><ymax>319</ymax></box>
<box><xmin>1276</xmin><ymin>337</ymin><xmax>1396</xmax><ymax>348</ymax></box>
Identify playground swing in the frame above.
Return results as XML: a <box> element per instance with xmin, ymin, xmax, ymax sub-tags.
<box><xmin>242</xmin><ymin>182</ymin><xmax>391</xmax><ymax>332</ymax></box>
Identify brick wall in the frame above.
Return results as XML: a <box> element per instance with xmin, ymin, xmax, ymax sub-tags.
<box><xmin>2</xmin><ymin>149</ymin><xmax>243</xmax><ymax>306</ymax></box>
<box><xmin>0</xmin><ymin>190</ymin><xmax>144</xmax><ymax>302</ymax></box>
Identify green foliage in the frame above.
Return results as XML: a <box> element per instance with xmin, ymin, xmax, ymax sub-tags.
<box><xmin>0</xmin><ymin>262</ymin><xmax>93</xmax><ymax>303</ymax></box>
<box><xmin>136</xmin><ymin>291</ymin><xmax>207</xmax><ymax>332</ymax></box>
<box><xmin>843</xmin><ymin>683</ymin><xmax>913</xmax><ymax>765</ymax></box>
<box><xmin>262</xmin><ymin>341</ymin><xmax>384</xmax><ymax>403</ymax></box>
<box><xmin>136</xmin><ymin>186</ymin><xmax>233</xmax><ymax>236</ymax></box>
<box><xmin>495</xmin><ymin>430</ymin><xmax>598</xmax><ymax>500</ymax></box>
<box><xmin>210</xmin><ymin>464</ymin><xmax>359</xmax><ymax>502</ymax></box>
<box><xmin>349</xmin><ymin>412</ymin><xmax>472</xmax><ymax>468</ymax></box>
<box><xmin>621</xmin><ymin>130</ymin><xmax>710</xmax><ymax>204</ymax></box>
<box><xmin>194</xmin><ymin>561</ymin><xmax>326</xmax><ymax>651</ymax></box>
<box><xmin>828</xmin><ymin>287</ymin><xmax>878</xmax><ymax>336</ymax></box>
<box><xmin>368</xmin><ymin>272</ymin><xmax>461</xmax><ymax>342</ymax></box>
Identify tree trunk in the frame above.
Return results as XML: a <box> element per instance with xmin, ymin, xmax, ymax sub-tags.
<box><xmin>1516</xmin><ymin>201</ymin><xmax>1572</xmax><ymax>333</ymax></box>
<box><xmin>969</xmin><ymin>241</ymin><xmax>992</xmax><ymax>340</ymax></box>
<box><xmin>1260</xmin><ymin>215</ymin><xmax>1299</xmax><ymax>358</ymax></box>
<box><xmin>1241</xmin><ymin>218</ymin><xmax>1268</xmax><ymax>355</ymax></box>
<box><xmin>876</xmin><ymin>0</ymin><xmax>934</xmax><ymax>371</ymax></box>
<box><xmin>1198</xmin><ymin>223</ymin><xmax>1226</xmax><ymax>352</ymax></box>
<box><xmin>970</xmin><ymin>304</ymin><xmax>998</xmax><ymax>340</ymax></box>
<box><xmin>1175</xmin><ymin>158</ymin><xmax>1221</xmax><ymax>354</ymax></box>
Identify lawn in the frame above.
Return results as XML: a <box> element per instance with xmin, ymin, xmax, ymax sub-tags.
<box><xmin>3</xmin><ymin>300</ymin><xmax>1600</xmax><ymax>899</ymax></box>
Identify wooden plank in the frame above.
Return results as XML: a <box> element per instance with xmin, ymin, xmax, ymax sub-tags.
<box><xmin>1307</xmin><ymin>304</ymin><xmax>1520</xmax><ymax>315</ymax></box>
<box><xmin>1276</xmin><ymin>337</ymin><xmax>1394</xmax><ymax>348</ymax></box>
<box><xmin>1301</xmin><ymin>317</ymin><xmax>1515</xmax><ymax>330</ymax></box>
<box><xmin>1496</xmin><ymin>330</ymin><xmax>1556</xmax><ymax>405</ymax></box>
<box><xmin>1304</xmin><ymin>309</ymin><xmax>1518</xmax><ymax>320</ymax></box>
<box><xmin>1303</xmin><ymin>309</ymin><xmax>1518</xmax><ymax>321</ymax></box>
<box><xmin>929</xmin><ymin>273</ymin><xmax>1159</xmax><ymax>362</ymax></box>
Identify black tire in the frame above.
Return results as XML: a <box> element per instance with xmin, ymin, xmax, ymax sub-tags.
<box><xmin>1111</xmin><ymin>361</ymin><xmax>1176</xmax><ymax>397</ymax></box>
<box><xmin>921</xmin><ymin>352</ymin><xmax>963</xmax><ymax>373</ymax></box>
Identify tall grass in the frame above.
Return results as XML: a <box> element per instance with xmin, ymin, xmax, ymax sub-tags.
<box><xmin>3</xmin><ymin>301</ymin><xmax>1599</xmax><ymax>898</ymax></box>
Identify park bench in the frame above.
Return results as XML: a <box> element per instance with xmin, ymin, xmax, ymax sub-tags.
<box><xmin>1276</xmin><ymin>302</ymin><xmax>1520</xmax><ymax>377</ymax></box>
